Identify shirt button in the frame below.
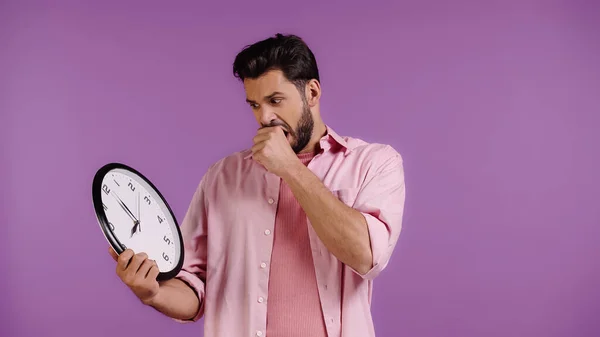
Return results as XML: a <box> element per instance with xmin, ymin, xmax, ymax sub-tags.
<box><xmin>256</xmin><ymin>331</ymin><xmax>263</xmax><ymax>337</ymax></box>
<box><xmin>264</xmin><ymin>229</ymin><xmax>271</xmax><ymax>235</ymax></box>
<box><xmin>257</xmin><ymin>296</ymin><xmax>264</xmax><ymax>303</ymax></box>
<box><xmin>268</xmin><ymin>198</ymin><xmax>274</xmax><ymax>204</ymax></box>
<box><xmin>260</xmin><ymin>262</ymin><xmax>267</xmax><ymax>269</ymax></box>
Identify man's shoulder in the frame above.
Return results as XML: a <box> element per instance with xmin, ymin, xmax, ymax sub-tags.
<box><xmin>339</xmin><ymin>134</ymin><xmax>404</xmax><ymax>183</ymax></box>
<box><xmin>200</xmin><ymin>149</ymin><xmax>253</xmax><ymax>182</ymax></box>
<box><xmin>343</xmin><ymin>134</ymin><xmax>403</xmax><ymax>165</ymax></box>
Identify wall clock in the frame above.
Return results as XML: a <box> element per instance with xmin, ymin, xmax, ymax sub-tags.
<box><xmin>92</xmin><ymin>162</ymin><xmax>184</xmax><ymax>280</ymax></box>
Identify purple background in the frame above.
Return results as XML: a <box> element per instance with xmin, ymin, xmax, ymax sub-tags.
<box><xmin>2</xmin><ymin>1</ymin><xmax>599</xmax><ymax>336</ymax></box>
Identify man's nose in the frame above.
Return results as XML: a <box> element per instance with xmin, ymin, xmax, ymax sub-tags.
<box><xmin>258</xmin><ymin>108</ymin><xmax>277</xmax><ymax>127</ymax></box>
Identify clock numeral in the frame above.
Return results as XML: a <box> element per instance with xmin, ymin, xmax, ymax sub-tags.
<box><xmin>163</xmin><ymin>235</ymin><xmax>171</xmax><ymax>245</ymax></box>
<box><xmin>127</xmin><ymin>182</ymin><xmax>135</xmax><ymax>192</ymax></box>
<box><xmin>162</xmin><ymin>252</ymin><xmax>170</xmax><ymax>262</ymax></box>
<box><xmin>144</xmin><ymin>196</ymin><xmax>151</xmax><ymax>205</ymax></box>
<box><xmin>108</xmin><ymin>222</ymin><xmax>115</xmax><ymax>231</ymax></box>
<box><xmin>102</xmin><ymin>184</ymin><xmax>110</xmax><ymax>195</ymax></box>
<box><xmin>157</xmin><ymin>215</ymin><xmax>164</xmax><ymax>224</ymax></box>
<box><xmin>103</xmin><ymin>203</ymin><xmax>108</xmax><ymax>211</ymax></box>
<box><xmin>113</xmin><ymin>179</ymin><xmax>120</xmax><ymax>187</ymax></box>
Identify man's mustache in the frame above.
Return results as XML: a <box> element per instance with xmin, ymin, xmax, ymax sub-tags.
<box><xmin>261</xmin><ymin>120</ymin><xmax>292</xmax><ymax>136</ymax></box>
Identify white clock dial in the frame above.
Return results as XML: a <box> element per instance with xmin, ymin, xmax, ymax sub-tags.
<box><xmin>93</xmin><ymin>163</ymin><xmax>184</xmax><ymax>280</ymax></box>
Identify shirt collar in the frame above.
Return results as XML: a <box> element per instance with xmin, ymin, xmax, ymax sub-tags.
<box><xmin>243</xmin><ymin>124</ymin><xmax>352</xmax><ymax>159</ymax></box>
<box><xmin>319</xmin><ymin>125</ymin><xmax>353</xmax><ymax>155</ymax></box>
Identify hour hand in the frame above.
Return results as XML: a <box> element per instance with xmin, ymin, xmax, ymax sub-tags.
<box><xmin>130</xmin><ymin>221</ymin><xmax>139</xmax><ymax>237</ymax></box>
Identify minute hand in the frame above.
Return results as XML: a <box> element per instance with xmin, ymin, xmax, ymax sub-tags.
<box><xmin>112</xmin><ymin>192</ymin><xmax>139</xmax><ymax>223</ymax></box>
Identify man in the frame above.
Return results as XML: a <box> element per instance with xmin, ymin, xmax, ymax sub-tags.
<box><xmin>109</xmin><ymin>33</ymin><xmax>406</xmax><ymax>337</ymax></box>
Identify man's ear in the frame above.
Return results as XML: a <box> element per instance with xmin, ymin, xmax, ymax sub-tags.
<box><xmin>305</xmin><ymin>79</ymin><xmax>321</xmax><ymax>107</ymax></box>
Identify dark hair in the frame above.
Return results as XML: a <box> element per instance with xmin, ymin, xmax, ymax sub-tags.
<box><xmin>232</xmin><ymin>33</ymin><xmax>320</xmax><ymax>93</ymax></box>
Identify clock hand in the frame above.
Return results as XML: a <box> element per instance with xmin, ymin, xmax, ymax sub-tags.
<box><xmin>111</xmin><ymin>191</ymin><xmax>142</xmax><ymax>238</ymax></box>
<box><xmin>111</xmin><ymin>191</ymin><xmax>139</xmax><ymax>223</ymax></box>
<box><xmin>130</xmin><ymin>222</ymin><xmax>139</xmax><ymax>238</ymax></box>
<box><xmin>137</xmin><ymin>191</ymin><xmax>141</xmax><ymax>233</ymax></box>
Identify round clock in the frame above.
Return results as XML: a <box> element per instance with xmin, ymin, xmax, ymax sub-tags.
<box><xmin>92</xmin><ymin>162</ymin><xmax>184</xmax><ymax>281</ymax></box>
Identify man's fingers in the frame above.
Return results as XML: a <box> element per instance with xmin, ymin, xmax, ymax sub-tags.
<box><xmin>108</xmin><ymin>246</ymin><xmax>119</xmax><ymax>261</ymax></box>
<box><xmin>255</xmin><ymin>126</ymin><xmax>285</xmax><ymax>140</ymax></box>
<box><xmin>257</xmin><ymin>125</ymin><xmax>285</xmax><ymax>134</ymax></box>
<box><xmin>251</xmin><ymin>142</ymin><xmax>266</xmax><ymax>154</ymax></box>
<box><xmin>117</xmin><ymin>249</ymin><xmax>135</xmax><ymax>271</ymax></box>
<box><xmin>256</xmin><ymin>126</ymin><xmax>275</xmax><ymax>134</ymax></box>
<box><xmin>126</xmin><ymin>253</ymin><xmax>148</xmax><ymax>275</ymax></box>
<box><xmin>252</xmin><ymin>132</ymin><xmax>271</xmax><ymax>144</ymax></box>
<box><xmin>146</xmin><ymin>262</ymin><xmax>160</xmax><ymax>280</ymax></box>
<box><xmin>137</xmin><ymin>259</ymin><xmax>154</xmax><ymax>279</ymax></box>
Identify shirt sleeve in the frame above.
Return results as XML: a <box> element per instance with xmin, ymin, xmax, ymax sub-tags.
<box><xmin>350</xmin><ymin>145</ymin><xmax>406</xmax><ymax>280</ymax></box>
<box><xmin>173</xmin><ymin>175</ymin><xmax>209</xmax><ymax>322</ymax></box>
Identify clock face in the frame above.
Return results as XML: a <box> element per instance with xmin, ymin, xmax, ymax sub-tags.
<box><xmin>92</xmin><ymin>163</ymin><xmax>184</xmax><ymax>280</ymax></box>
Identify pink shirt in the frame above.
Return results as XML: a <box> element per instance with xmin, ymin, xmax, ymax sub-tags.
<box><xmin>266</xmin><ymin>151</ymin><xmax>328</xmax><ymax>336</ymax></box>
<box><xmin>175</xmin><ymin>125</ymin><xmax>406</xmax><ymax>337</ymax></box>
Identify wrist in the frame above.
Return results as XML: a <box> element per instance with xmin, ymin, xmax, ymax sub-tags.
<box><xmin>279</xmin><ymin>160</ymin><xmax>306</xmax><ymax>182</ymax></box>
<box><xmin>141</xmin><ymin>288</ymin><xmax>163</xmax><ymax>307</ymax></box>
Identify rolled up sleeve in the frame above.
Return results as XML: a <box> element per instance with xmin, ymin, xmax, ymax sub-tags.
<box><xmin>174</xmin><ymin>176</ymin><xmax>209</xmax><ymax>322</ymax></box>
<box><xmin>352</xmin><ymin>145</ymin><xmax>406</xmax><ymax>280</ymax></box>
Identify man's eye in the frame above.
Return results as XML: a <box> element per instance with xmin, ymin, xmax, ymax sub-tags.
<box><xmin>249</xmin><ymin>103</ymin><xmax>259</xmax><ymax>109</ymax></box>
<box><xmin>271</xmin><ymin>98</ymin><xmax>282</xmax><ymax>104</ymax></box>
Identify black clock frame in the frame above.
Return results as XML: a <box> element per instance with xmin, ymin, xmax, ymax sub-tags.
<box><xmin>91</xmin><ymin>162</ymin><xmax>185</xmax><ymax>281</ymax></box>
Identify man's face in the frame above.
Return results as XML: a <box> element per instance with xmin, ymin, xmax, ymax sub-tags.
<box><xmin>244</xmin><ymin>69</ymin><xmax>314</xmax><ymax>154</ymax></box>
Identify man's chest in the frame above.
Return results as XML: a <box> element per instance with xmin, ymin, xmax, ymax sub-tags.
<box><xmin>203</xmin><ymin>158</ymin><xmax>364</xmax><ymax>246</ymax></box>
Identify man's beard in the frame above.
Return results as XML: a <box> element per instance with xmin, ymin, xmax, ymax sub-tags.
<box><xmin>290</xmin><ymin>103</ymin><xmax>314</xmax><ymax>154</ymax></box>
<box><xmin>264</xmin><ymin>102</ymin><xmax>314</xmax><ymax>154</ymax></box>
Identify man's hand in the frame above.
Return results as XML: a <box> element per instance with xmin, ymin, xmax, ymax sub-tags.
<box><xmin>107</xmin><ymin>246</ymin><xmax>202</xmax><ymax>321</ymax></box>
<box><xmin>109</xmin><ymin>247</ymin><xmax>160</xmax><ymax>305</ymax></box>
<box><xmin>251</xmin><ymin>126</ymin><xmax>301</xmax><ymax>176</ymax></box>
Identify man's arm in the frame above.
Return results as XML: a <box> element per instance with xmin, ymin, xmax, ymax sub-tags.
<box><xmin>169</xmin><ymin>175</ymin><xmax>210</xmax><ymax>322</ymax></box>
<box><xmin>145</xmin><ymin>279</ymin><xmax>201</xmax><ymax>320</ymax></box>
<box><xmin>281</xmin><ymin>146</ymin><xmax>406</xmax><ymax>277</ymax></box>
<box><xmin>282</xmin><ymin>164</ymin><xmax>373</xmax><ymax>274</ymax></box>
<box><xmin>250</xmin><ymin>127</ymin><xmax>405</xmax><ymax>279</ymax></box>
<box><xmin>146</xmin><ymin>170</ymin><xmax>212</xmax><ymax>322</ymax></box>
<box><xmin>108</xmin><ymin>246</ymin><xmax>203</xmax><ymax>321</ymax></box>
